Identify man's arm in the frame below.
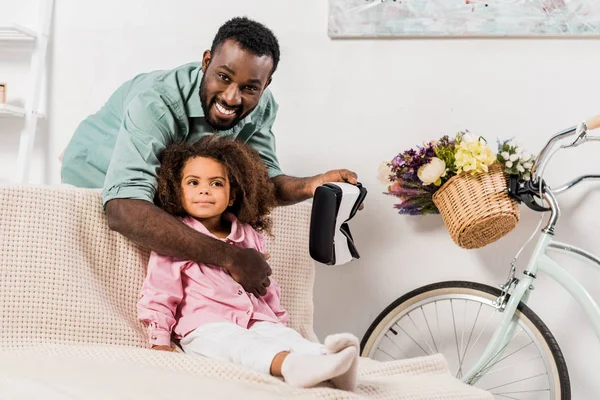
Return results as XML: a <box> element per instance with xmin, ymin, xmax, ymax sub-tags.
<box><xmin>271</xmin><ymin>169</ymin><xmax>359</xmax><ymax>206</ymax></box>
<box><xmin>105</xmin><ymin>199</ymin><xmax>272</xmax><ymax>297</ymax></box>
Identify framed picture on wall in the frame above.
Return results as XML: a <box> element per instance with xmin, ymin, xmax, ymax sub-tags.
<box><xmin>328</xmin><ymin>0</ymin><xmax>600</xmax><ymax>37</ymax></box>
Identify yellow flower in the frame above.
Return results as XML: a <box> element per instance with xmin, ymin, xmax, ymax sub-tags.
<box><xmin>455</xmin><ymin>138</ymin><xmax>496</xmax><ymax>175</ymax></box>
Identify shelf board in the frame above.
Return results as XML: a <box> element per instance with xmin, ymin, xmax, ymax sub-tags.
<box><xmin>0</xmin><ymin>104</ymin><xmax>44</xmax><ymax>118</ymax></box>
<box><xmin>0</xmin><ymin>24</ymin><xmax>37</xmax><ymax>42</ymax></box>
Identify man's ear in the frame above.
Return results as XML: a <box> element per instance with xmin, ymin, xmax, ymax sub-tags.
<box><xmin>201</xmin><ymin>50</ymin><xmax>211</xmax><ymax>73</ymax></box>
<box><xmin>265</xmin><ymin>76</ymin><xmax>272</xmax><ymax>89</ymax></box>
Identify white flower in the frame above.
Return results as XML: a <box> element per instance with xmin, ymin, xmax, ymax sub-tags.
<box><xmin>417</xmin><ymin>157</ymin><xmax>446</xmax><ymax>186</ymax></box>
<box><xmin>505</xmin><ymin>160</ymin><xmax>513</xmax><ymax>168</ymax></box>
<box><xmin>509</xmin><ymin>154</ymin><xmax>519</xmax><ymax>162</ymax></box>
<box><xmin>523</xmin><ymin>161</ymin><xmax>533</xmax><ymax>169</ymax></box>
<box><xmin>501</xmin><ymin>151</ymin><xmax>510</xmax><ymax>160</ymax></box>
<box><xmin>462</xmin><ymin>132</ymin><xmax>478</xmax><ymax>143</ymax></box>
<box><xmin>377</xmin><ymin>161</ymin><xmax>392</xmax><ymax>185</ymax></box>
<box><xmin>521</xmin><ymin>152</ymin><xmax>532</xmax><ymax>162</ymax></box>
<box><xmin>517</xmin><ymin>164</ymin><xmax>525</xmax><ymax>173</ymax></box>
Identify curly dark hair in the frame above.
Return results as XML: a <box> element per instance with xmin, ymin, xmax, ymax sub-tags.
<box><xmin>157</xmin><ymin>136</ymin><xmax>277</xmax><ymax>234</ymax></box>
<box><xmin>211</xmin><ymin>16</ymin><xmax>280</xmax><ymax>75</ymax></box>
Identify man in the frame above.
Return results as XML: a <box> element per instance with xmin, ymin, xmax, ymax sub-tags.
<box><xmin>61</xmin><ymin>17</ymin><xmax>358</xmax><ymax>297</ymax></box>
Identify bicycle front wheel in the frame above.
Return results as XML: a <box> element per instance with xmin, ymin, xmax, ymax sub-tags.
<box><xmin>361</xmin><ymin>281</ymin><xmax>570</xmax><ymax>400</ymax></box>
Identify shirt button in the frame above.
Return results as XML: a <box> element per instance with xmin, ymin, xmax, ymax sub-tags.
<box><xmin>237</xmin><ymin>289</ymin><xmax>243</xmax><ymax>295</ymax></box>
<box><xmin>151</xmin><ymin>336</ymin><xmax>157</xmax><ymax>340</ymax></box>
<box><xmin>246</xmin><ymin>310</ymin><xmax>251</xmax><ymax>315</ymax></box>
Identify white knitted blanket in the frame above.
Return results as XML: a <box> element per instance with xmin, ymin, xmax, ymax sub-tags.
<box><xmin>0</xmin><ymin>185</ymin><xmax>491</xmax><ymax>399</ymax></box>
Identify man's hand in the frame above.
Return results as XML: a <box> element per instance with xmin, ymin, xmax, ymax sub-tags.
<box><xmin>152</xmin><ymin>345</ymin><xmax>175</xmax><ymax>352</ymax></box>
<box><xmin>309</xmin><ymin>169</ymin><xmax>364</xmax><ymax>210</ymax></box>
<box><xmin>228</xmin><ymin>248</ymin><xmax>272</xmax><ymax>297</ymax></box>
<box><xmin>308</xmin><ymin>169</ymin><xmax>358</xmax><ymax>196</ymax></box>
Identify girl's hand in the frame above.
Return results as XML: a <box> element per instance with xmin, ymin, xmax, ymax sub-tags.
<box><xmin>152</xmin><ymin>345</ymin><xmax>175</xmax><ymax>352</ymax></box>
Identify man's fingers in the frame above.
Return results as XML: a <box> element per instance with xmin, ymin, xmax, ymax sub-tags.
<box><xmin>262</xmin><ymin>277</ymin><xmax>271</xmax><ymax>288</ymax></box>
<box><xmin>263</xmin><ymin>252</ymin><xmax>271</xmax><ymax>260</ymax></box>
<box><xmin>343</xmin><ymin>170</ymin><xmax>358</xmax><ymax>184</ymax></box>
<box><xmin>334</xmin><ymin>169</ymin><xmax>358</xmax><ymax>184</ymax></box>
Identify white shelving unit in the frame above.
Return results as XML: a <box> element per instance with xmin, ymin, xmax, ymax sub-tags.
<box><xmin>0</xmin><ymin>24</ymin><xmax>37</xmax><ymax>41</ymax></box>
<box><xmin>0</xmin><ymin>103</ymin><xmax>45</xmax><ymax>118</ymax></box>
<box><xmin>0</xmin><ymin>0</ymin><xmax>54</xmax><ymax>183</ymax></box>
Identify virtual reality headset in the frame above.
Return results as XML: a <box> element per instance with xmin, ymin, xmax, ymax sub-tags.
<box><xmin>309</xmin><ymin>182</ymin><xmax>367</xmax><ymax>266</ymax></box>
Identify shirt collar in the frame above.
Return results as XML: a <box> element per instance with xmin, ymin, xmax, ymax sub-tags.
<box><xmin>185</xmin><ymin>66</ymin><xmax>205</xmax><ymax>118</ymax></box>
<box><xmin>182</xmin><ymin>213</ymin><xmax>246</xmax><ymax>243</ymax></box>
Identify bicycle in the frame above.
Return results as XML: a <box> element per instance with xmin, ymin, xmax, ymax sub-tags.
<box><xmin>360</xmin><ymin>115</ymin><xmax>600</xmax><ymax>399</ymax></box>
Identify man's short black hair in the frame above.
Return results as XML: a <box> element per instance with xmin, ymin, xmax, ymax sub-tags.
<box><xmin>211</xmin><ymin>17</ymin><xmax>280</xmax><ymax>75</ymax></box>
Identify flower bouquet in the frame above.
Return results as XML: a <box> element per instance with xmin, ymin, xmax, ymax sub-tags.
<box><xmin>379</xmin><ymin>132</ymin><xmax>534</xmax><ymax>249</ymax></box>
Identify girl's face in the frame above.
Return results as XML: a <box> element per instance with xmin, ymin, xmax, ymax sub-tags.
<box><xmin>180</xmin><ymin>156</ymin><xmax>235</xmax><ymax>220</ymax></box>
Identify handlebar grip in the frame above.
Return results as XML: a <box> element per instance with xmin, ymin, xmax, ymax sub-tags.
<box><xmin>587</xmin><ymin>114</ymin><xmax>600</xmax><ymax>131</ymax></box>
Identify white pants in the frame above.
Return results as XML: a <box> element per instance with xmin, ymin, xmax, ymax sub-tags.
<box><xmin>180</xmin><ymin>321</ymin><xmax>325</xmax><ymax>375</ymax></box>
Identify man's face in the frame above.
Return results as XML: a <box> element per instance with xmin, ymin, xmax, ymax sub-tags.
<box><xmin>200</xmin><ymin>39</ymin><xmax>273</xmax><ymax>131</ymax></box>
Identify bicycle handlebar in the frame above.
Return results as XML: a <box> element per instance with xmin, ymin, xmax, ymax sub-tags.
<box><xmin>531</xmin><ymin>114</ymin><xmax>600</xmax><ymax>187</ymax></box>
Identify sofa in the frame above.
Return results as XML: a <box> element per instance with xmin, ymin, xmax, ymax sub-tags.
<box><xmin>0</xmin><ymin>184</ymin><xmax>492</xmax><ymax>399</ymax></box>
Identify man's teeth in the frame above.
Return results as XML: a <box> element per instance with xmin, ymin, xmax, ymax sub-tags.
<box><xmin>215</xmin><ymin>103</ymin><xmax>235</xmax><ymax>115</ymax></box>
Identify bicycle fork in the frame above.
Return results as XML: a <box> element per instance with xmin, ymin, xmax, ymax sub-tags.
<box><xmin>462</xmin><ymin>274</ymin><xmax>535</xmax><ymax>385</ymax></box>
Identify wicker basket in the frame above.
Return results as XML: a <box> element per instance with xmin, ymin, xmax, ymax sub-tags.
<box><xmin>432</xmin><ymin>163</ymin><xmax>520</xmax><ymax>249</ymax></box>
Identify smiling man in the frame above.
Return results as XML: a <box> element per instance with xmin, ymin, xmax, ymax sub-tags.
<box><xmin>60</xmin><ymin>17</ymin><xmax>358</xmax><ymax>297</ymax></box>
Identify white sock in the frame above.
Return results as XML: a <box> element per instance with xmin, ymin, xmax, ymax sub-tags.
<box><xmin>324</xmin><ymin>333</ymin><xmax>360</xmax><ymax>391</ymax></box>
<box><xmin>281</xmin><ymin>346</ymin><xmax>356</xmax><ymax>388</ymax></box>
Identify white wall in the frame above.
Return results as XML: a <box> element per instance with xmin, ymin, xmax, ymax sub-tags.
<box><xmin>2</xmin><ymin>0</ymin><xmax>600</xmax><ymax>396</ymax></box>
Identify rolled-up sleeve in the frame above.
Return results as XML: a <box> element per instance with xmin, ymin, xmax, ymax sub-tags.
<box><xmin>101</xmin><ymin>90</ymin><xmax>178</xmax><ymax>208</ymax></box>
<box><xmin>137</xmin><ymin>252</ymin><xmax>189</xmax><ymax>347</ymax></box>
<box><xmin>246</xmin><ymin>96</ymin><xmax>284</xmax><ymax>178</ymax></box>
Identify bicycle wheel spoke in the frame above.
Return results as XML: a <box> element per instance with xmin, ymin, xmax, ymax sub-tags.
<box><xmin>408</xmin><ymin>312</ymin><xmax>436</xmax><ymax>354</ymax></box>
<box><xmin>459</xmin><ymin>302</ymin><xmax>483</xmax><ymax>374</ymax></box>
<box><xmin>395</xmin><ymin>323</ymin><xmax>430</xmax><ymax>356</ymax></box>
<box><xmin>383</xmin><ymin>332</ymin><xmax>409</xmax><ymax>358</ymax></box>
<box><xmin>420</xmin><ymin>305</ymin><xmax>439</xmax><ymax>353</ymax></box>
<box><xmin>467</xmin><ymin>305</ymin><xmax>498</xmax><ymax>356</ymax></box>
<box><xmin>494</xmin><ymin>394</ymin><xmax>520</xmax><ymax>400</ymax></box>
<box><xmin>481</xmin><ymin>339</ymin><xmax>534</xmax><ymax>375</ymax></box>
<box><xmin>435</xmin><ymin>301</ymin><xmax>442</xmax><ymax>352</ymax></box>
<box><xmin>472</xmin><ymin>327</ymin><xmax>527</xmax><ymax>380</ymax></box>
<box><xmin>472</xmin><ymin>324</ymin><xmax>527</xmax><ymax>379</ymax></box>
<box><xmin>450</xmin><ymin>300</ymin><xmax>465</xmax><ymax>378</ymax></box>
<box><xmin>461</xmin><ymin>299</ymin><xmax>467</xmax><ymax>359</ymax></box>
<box><xmin>478</xmin><ymin>355</ymin><xmax>542</xmax><ymax>376</ymax></box>
<box><xmin>474</xmin><ymin>340</ymin><xmax>513</xmax><ymax>379</ymax></box>
<box><xmin>485</xmin><ymin>372</ymin><xmax>548</xmax><ymax>391</ymax></box>
<box><xmin>376</xmin><ymin>346</ymin><xmax>397</xmax><ymax>360</ymax></box>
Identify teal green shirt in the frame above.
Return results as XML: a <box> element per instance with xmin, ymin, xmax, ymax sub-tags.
<box><xmin>61</xmin><ymin>62</ymin><xmax>283</xmax><ymax>207</ymax></box>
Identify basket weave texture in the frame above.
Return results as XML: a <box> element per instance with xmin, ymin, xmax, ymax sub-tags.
<box><xmin>432</xmin><ymin>163</ymin><xmax>520</xmax><ymax>249</ymax></box>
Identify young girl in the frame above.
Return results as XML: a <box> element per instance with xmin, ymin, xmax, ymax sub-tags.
<box><xmin>137</xmin><ymin>136</ymin><xmax>359</xmax><ymax>390</ymax></box>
